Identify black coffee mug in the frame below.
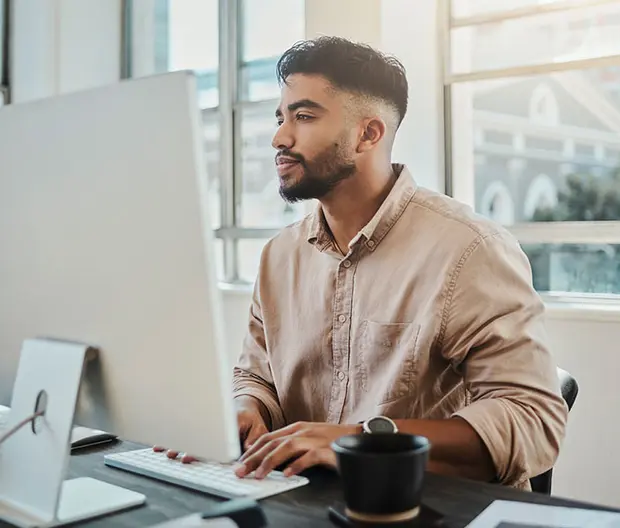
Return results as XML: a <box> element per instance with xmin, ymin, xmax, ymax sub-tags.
<box><xmin>332</xmin><ymin>433</ymin><xmax>431</xmax><ymax>524</ymax></box>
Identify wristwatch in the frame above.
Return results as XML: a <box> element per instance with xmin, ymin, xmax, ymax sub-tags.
<box><xmin>361</xmin><ymin>416</ymin><xmax>399</xmax><ymax>434</ymax></box>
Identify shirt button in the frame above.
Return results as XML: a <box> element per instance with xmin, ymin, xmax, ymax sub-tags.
<box><xmin>338</xmin><ymin>314</ymin><xmax>347</xmax><ymax>324</ymax></box>
<box><xmin>337</xmin><ymin>370</ymin><xmax>345</xmax><ymax>381</ymax></box>
<box><xmin>367</xmin><ymin>240</ymin><xmax>376</xmax><ymax>249</ymax></box>
<box><xmin>343</xmin><ymin>260</ymin><xmax>352</xmax><ymax>268</ymax></box>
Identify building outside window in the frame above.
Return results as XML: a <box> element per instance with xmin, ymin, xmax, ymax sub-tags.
<box><xmin>446</xmin><ymin>0</ymin><xmax>620</xmax><ymax>296</ymax></box>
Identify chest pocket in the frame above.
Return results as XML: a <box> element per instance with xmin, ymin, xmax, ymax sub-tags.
<box><xmin>357</xmin><ymin>320</ymin><xmax>421</xmax><ymax>404</ymax></box>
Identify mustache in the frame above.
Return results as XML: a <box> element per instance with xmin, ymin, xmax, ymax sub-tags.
<box><xmin>275</xmin><ymin>150</ymin><xmax>306</xmax><ymax>166</ymax></box>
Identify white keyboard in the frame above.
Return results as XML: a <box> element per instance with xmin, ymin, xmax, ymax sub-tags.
<box><xmin>104</xmin><ymin>448</ymin><xmax>309</xmax><ymax>500</ymax></box>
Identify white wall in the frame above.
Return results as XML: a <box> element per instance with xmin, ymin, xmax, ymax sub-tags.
<box><xmin>305</xmin><ymin>0</ymin><xmax>382</xmax><ymax>47</ymax></box>
<box><xmin>381</xmin><ymin>0</ymin><xmax>444</xmax><ymax>193</ymax></box>
<box><xmin>222</xmin><ymin>289</ymin><xmax>253</xmax><ymax>365</ymax></box>
<box><xmin>544</xmin><ymin>314</ymin><xmax>620</xmax><ymax>507</ymax></box>
<box><xmin>304</xmin><ymin>0</ymin><xmax>445</xmax><ymax>193</ymax></box>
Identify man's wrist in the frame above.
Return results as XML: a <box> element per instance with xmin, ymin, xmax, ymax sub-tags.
<box><xmin>234</xmin><ymin>395</ymin><xmax>272</xmax><ymax>430</ymax></box>
<box><xmin>346</xmin><ymin>423</ymin><xmax>363</xmax><ymax>435</ymax></box>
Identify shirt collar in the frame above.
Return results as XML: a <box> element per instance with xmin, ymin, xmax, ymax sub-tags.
<box><xmin>306</xmin><ymin>164</ymin><xmax>416</xmax><ymax>252</ymax></box>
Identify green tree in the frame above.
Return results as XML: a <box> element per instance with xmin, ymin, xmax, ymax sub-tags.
<box><xmin>529</xmin><ymin>168</ymin><xmax>620</xmax><ymax>294</ymax></box>
<box><xmin>532</xmin><ymin>169</ymin><xmax>620</xmax><ymax>222</ymax></box>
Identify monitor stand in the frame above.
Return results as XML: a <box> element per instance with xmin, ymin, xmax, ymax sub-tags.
<box><xmin>0</xmin><ymin>338</ymin><xmax>145</xmax><ymax>527</ymax></box>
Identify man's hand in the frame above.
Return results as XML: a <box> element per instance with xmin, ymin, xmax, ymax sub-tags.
<box><xmin>237</xmin><ymin>399</ymin><xmax>269</xmax><ymax>452</ymax></box>
<box><xmin>153</xmin><ymin>445</ymin><xmax>197</xmax><ymax>463</ymax></box>
<box><xmin>153</xmin><ymin>396</ymin><xmax>270</xmax><ymax>463</ymax></box>
<box><xmin>234</xmin><ymin>422</ymin><xmax>360</xmax><ymax>480</ymax></box>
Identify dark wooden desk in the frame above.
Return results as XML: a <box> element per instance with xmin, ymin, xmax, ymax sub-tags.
<box><xmin>19</xmin><ymin>440</ymin><xmax>618</xmax><ymax>527</ymax></box>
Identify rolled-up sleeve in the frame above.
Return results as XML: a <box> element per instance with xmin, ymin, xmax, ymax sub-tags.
<box><xmin>232</xmin><ymin>272</ymin><xmax>285</xmax><ymax>431</ymax></box>
<box><xmin>440</xmin><ymin>231</ymin><xmax>569</xmax><ymax>487</ymax></box>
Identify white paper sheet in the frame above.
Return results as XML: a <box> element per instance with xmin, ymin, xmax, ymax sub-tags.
<box><xmin>150</xmin><ymin>513</ymin><xmax>238</xmax><ymax>527</ymax></box>
<box><xmin>466</xmin><ymin>500</ymin><xmax>620</xmax><ymax>528</ymax></box>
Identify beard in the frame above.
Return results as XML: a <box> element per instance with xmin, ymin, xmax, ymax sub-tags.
<box><xmin>277</xmin><ymin>141</ymin><xmax>356</xmax><ymax>203</ymax></box>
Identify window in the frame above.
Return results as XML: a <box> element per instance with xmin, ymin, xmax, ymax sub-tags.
<box><xmin>451</xmin><ymin>0</ymin><xmax>574</xmax><ymax>18</ymax></box>
<box><xmin>529</xmin><ymin>84</ymin><xmax>560</xmax><ymax>125</ymax></box>
<box><xmin>129</xmin><ymin>0</ymin><xmax>220</xmax><ymax>229</ymax></box>
<box><xmin>128</xmin><ymin>0</ymin><xmax>305</xmax><ymax>283</ymax></box>
<box><xmin>445</xmin><ymin>0</ymin><xmax>620</xmax><ymax>296</ymax></box>
<box><xmin>480</xmin><ymin>181</ymin><xmax>516</xmax><ymax>224</ymax></box>
<box><xmin>524</xmin><ymin>174</ymin><xmax>558</xmax><ymax>219</ymax></box>
<box><xmin>451</xmin><ymin>3</ymin><xmax>620</xmax><ymax>75</ymax></box>
<box><xmin>239</xmin><ymin>0</ymin><xmax>304</xmax><ymax>101</ymax></box>
<box><xmin>239</xmin><ymin>101</ymin><xmax>306</xmax><ymax>228</ymax></box>
<box><xmin>132</xmin><ymin>0</ymin><xmax>219</xmax><ymax>107</ymax></box>
<box><xmin>237</xmin><ymin>0</ymin><xmax>307</xmax><ymax>243</ymax></box>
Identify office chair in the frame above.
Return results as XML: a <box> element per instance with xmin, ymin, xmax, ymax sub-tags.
<box><xmin>529</xmin><ymin>367</ymin><xmax>578</xmax><ymax>495</ymax></box>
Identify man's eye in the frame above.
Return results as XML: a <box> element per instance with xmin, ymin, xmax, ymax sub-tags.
<box><xmin>276</xmin><ymin>120</ymin><xmax>284</xmax><ymax>127</ymax></box>
<box><xmin>296</xmin><ymin>114</ymin><xmax>312</xmax><ymax>121</ymax></box>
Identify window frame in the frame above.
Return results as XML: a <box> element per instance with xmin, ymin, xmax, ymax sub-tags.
<box><xmin>450</xmin><ymin>0</ymin><xmax>620</xmax><ymax>28</ymax></box>
<box><xmin>1</xmin><ymin>0</ymin><xmax>10</xmax><ymax>106</ymax></box>
<box><xmin>220</xmin><ymin>0</ymin><xmax>295</xmax><ymax>282</ymax></box>
<box><xmin>125</xmin><ymin>0</ymin><xmax>288</xmax><ymax>284</ymax></box>
<box><xmin>441</xmin><ymin>0</ymin><xmax>620</xmax><ymax>300</ymax></box>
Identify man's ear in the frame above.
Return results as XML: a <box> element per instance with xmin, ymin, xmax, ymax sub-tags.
<box><xmin>357</xmin><ymin>118</ymin><xmax>387</xmax><ymax>153</ymax></box>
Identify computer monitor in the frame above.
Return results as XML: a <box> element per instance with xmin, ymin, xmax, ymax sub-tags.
<box><xmin>0</xmin><ymin>71</ymin><xmax>240</xmax><ymax>463</ymax></box>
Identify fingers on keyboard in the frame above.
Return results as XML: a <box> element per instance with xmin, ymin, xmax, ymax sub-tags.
<box><xmin>151</xmin><ymin>446</ymin><xmax>197</xmax><ymax>464</ymax></box>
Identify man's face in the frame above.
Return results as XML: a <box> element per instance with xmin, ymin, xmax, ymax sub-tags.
<box><xmin>272</xmin><ymin>74</ymin><xmax>357</xmax><ymax>203</ymax></box>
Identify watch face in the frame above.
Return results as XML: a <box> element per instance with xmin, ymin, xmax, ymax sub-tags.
<box><xmin>367</xmin><ymin>417</ymin><xmax>396</xmax><ymax>433</ymax></box>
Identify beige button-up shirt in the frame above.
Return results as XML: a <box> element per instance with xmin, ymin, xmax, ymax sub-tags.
<box><xmin>233</xmin><ymin>164</ymin><xmax>568</xmax><ymax>489</ymax></box>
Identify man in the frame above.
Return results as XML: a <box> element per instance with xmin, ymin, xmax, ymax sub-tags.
<box><xmin>172</xmin><ymin>37</ymin><xmax>568</xmax><ymax>489</ymax></box>
<box><xmin>229</xmin><ymin>37</ymin><xmax>569</xmax><ymax>489</ymax></box>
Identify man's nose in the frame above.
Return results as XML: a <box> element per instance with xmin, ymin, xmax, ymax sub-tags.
<box><xmin>272</xmin><ymin>122</ymin><xmax>294</xmax><ymax>150</ymax></box>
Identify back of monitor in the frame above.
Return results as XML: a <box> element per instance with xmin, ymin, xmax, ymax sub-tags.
<box><xmin>0</xmin><ymin>72</ymin><xmax>240</xmax><ymax>462</ymax></box>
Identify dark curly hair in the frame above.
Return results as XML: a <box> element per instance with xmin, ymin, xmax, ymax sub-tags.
<box><xmin>276</xmin><ymin>36</ymin><xmax>408</xmax><ymax>126</ymax></box>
